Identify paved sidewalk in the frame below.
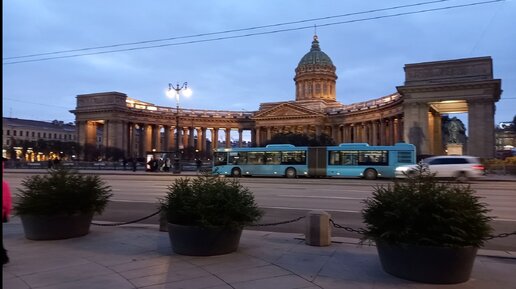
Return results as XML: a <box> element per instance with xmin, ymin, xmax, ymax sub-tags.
<box><xmin>3</xmin><ymin>217</ymin><xmax>516</xmax><ymax>289</ymax></box>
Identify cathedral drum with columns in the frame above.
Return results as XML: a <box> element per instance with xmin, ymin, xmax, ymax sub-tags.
<box><xmin>71</xmin><ymin>35</ymin><xmax>501</xmax><ymax>160</ymax></box>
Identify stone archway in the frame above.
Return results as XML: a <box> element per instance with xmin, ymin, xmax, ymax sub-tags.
<box><xmin>397</xmin><ymin>57</ymin><xmax>501</xmax><ymax>158</ymax></box>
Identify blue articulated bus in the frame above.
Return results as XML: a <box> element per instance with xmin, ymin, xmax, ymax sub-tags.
<box><xmin>212</xmin><ymin>142</ymin><xmax>416</xmax><ymax>179</ymax></box>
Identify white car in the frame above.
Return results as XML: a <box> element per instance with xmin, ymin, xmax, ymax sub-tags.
<box><xmin>395</xmin><ymin>155</ymin><xmax>485</xmax><ymax>181</ymax></box>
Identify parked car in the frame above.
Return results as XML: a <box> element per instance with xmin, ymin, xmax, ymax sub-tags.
<box><xmin>395</xmin><ymin>155</ymin><xmax>485</xmax><ymax>181</ymax></box>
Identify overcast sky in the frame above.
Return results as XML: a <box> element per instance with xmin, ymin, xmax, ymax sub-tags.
<box><xmin>3</xmin><ymin>0</ymin><xmax>516</xmax><ymax>131</ymax></box>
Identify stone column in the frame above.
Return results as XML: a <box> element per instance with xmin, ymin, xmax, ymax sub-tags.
<box><xmin>356</xmin><ymin>123</ymin><xmax>362</xmax><ymax>143</ymax></box>
<box><xmin>129</xmin><ymin>123</ymin><xmax>137</xmax><ymax>157</ymax></box>
<box><xmin>427</xmin><ymin>113</ymin><xmax>435</xmax><ymax>154</ymax></box>
<box><xmin>266</xmin><ymin>127</ymin><xmax>272</xmax><ymax>143</ymax></box>
<box><xmin>398</xmin><ymin>117</ymin><xmax>405</xmax><ymax>145</ymax></box>
<box><xmin>140</xmin><ymin>124</ymin><xmax>152</xmax><ymax>156</ymax></box>
<box><xmin>254</xmin><ymin>127</ymin><xmax>261</xmax><ymax>146</ymax></box>
<box><xmin>389</xmin><ymin>118</ymin><xmax>396</xmax><ymax>145</ymax></box>
<box><xmin>188</xmin><ymin>127</ymin><xmax>195</xmax><ymax>149</ymax></box>
<box><xmin>109</xmin><ymin>120</ymin><xmax>126</xmax><ymax>154</ymax></box>
<box><xmin>468</xmin><ymin>99</ymin><xmax>495</xmax><ymax>158</ymax></box>
<box><xmin>379</xmin><ymin>119</ymin><xmax>386</xmax><ymax>145</ymax></box>
<box><xmin>338</xmin><ymin>125</ymin><xmax>344</xmax><ymax>144</ymax></box>
<box><xmin>152</xmin><ymin>125</ymin><xmax>160</xmax><ymax>151</ymax></box>
<box><xmin>365</xmin><ymin>123</ymin><xmax>372</xmax><ymax>144</ymax></box>
<box><xmin>331</xmin><ymin>125</ymin><xmax>339</xmax><ymax>143</ymax></box>
<box><xmin>403</xmin><ymin>102</ymin><xmax>430</xmax><ymax>156</ymax></box>
<box><xmin>196</xmin><ymin>128</ymin><xmax>203</xmax><ymax>152</ymax></box>
<box><xmin>225</xmin><ymin>128</ymin><xmax>232</xmax><ymax>148</ymax></box>
<box><xmin>343</xmin><ymin>125</ymin><xmax>350</xmax><ymax>143</ymax></box>
<box><xmin>201</xmin><ymin>127</ymin><xmax>207</xmax><ymax>155</ymax></box>
<box><xmin>86</xmin><ymin>121</ymin><xmax>97</xmax><ymax>148</ymax></box>
<box><xmin>121</xmin><ymin>121</ymin><xmax>128</xmax><ymax>157</ymax></box>
<box><xmin>182</xmin><ymin>127</ymin><xmax>189</xmax><ymax>150</ymax></box>
<box><xmin>432</xmin><ymin>113</ymin><xmax>443</xmax><ymax>155</ymax></box>
<box><xmin>238</xmin><ymin>129</ymin><xmax>243</xmax><ymax>147</ymax></box>
<box><xmin>211</xmin><ymin>128</ymin><xmax>219</xmax><ymax>150</ymax></box>
<box><xmin>371</xmin><ymin>121</ymin><xmax>378</xmax><ymax>145</ymax></box>
<box><xmin>315</xmin><ymin>125</ymin><xmax>322</xmax><ymax>138</ymax></box>
<box><xmin>102</xmin><ymin>120</ymin><xmax>109</xmax><ymax>150</ymax></box>
<box><xmin>251</xmin><ymin>128</ymin><xmax>257</xmax><ymax>146</ymax></box>
<box><xmin>163</xmin><ymin>125</ymin><xmax>171</xmax><ymax>152</ymax></box>
<box><xmin>393</xmin><ymin>118</ymin><xmax>400</xmax><ymax>144</ymax></box>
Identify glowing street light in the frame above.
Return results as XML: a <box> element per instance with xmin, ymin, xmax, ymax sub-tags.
<box><xmin>166</xmin><ymin>82</ymin><xmax>192</xmax><ymax>172</ymax></box>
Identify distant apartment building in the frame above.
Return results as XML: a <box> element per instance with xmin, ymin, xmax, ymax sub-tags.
<box><xmin>2</xmin><ymin>117</ymin><xmax>77</xmax><ymax>160</ymax></box>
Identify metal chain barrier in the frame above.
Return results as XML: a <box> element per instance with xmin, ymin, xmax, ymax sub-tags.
<box><xmin>90</xmin><ymin>210</ymin><xmax>516</xmax><ymax>241</ymax></box>
<box><xmin>248</xmin><ymin>216</ymin><xmax>306</xmax><ymax>227</ymax></box>
<box><xmin>91</xmin><ymin>209</ymin><xmax>162</xmax><ymax>227</ymax></box>
<box><xmin>329</xmin><ymin>219</ymin><xmax>366</xmax><ymax>235</ymax></box>
<box><xmin>330</xmin><ymin>218</ymin><xmax>516</xmax><ymax>241</ymax></box>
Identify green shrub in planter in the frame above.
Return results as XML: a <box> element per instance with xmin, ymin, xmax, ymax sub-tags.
<box><xmin>160</xmin><ymin>175</ymin><xmax>262</xmax><ymax>229</ymax></box>
<box><xmin>14</xmin><ymin>166</ymin><xmax>112</xmax><ymax>240</ymax></box>
<box><xmin>361</xmin><ymin>163</ymin><xmax>493</xmax><ymax>283</ymax></box>
<box><xmin>159</xmin><ymin>174</ymin><xmax>263</xmax><ymax>255</ymax></box>
<box><xmin>362</xmin><ymin>164</ymin><xmax>492</xmax><ymax>247</ymax></box>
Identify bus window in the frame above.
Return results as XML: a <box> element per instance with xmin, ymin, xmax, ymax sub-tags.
<box><xmin>282</xmin><ymin>151</ymin><xmax>306</xmax><ymax>165</ymax></box>
<box><xmin>247</xmin><ymin>152</ymin><xmax>265</xmax><ymax>165</ymax></box>
<box><xmin>342</xmin><ymin>151</ymin><xmax>358</xmax><ymax>165</ymax></box>
<box><xmin>358</xmin><ymin>151</ymin><xmax>388</xmax><ymax>166</ymax></box>
<box><xmin>213</xmin><ymin>152</ymin><xmax>228</xmax><ymax>166</ymax></box>
<box><xmin>229</xmin><ymin>152</ymin><xmax>248</xmax><ymax>165</ymax></box>
<box><xmin>329</xmin><ymin>151</ymin><xmax>358</xmax><ymax>165</ymax></box>
<box><xmin>265</xmin><ymin>152</ymin><xmax>281</xmax><ymax>165</ymax></box>
<box><xmin>329</xmin><ymin>151</ymin><xmax>340</xmax><ymax>165</ymax></box>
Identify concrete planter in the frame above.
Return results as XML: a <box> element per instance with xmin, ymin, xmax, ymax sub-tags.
<box><xmin>20</xmin><ymin>212</ymin><xmax>94</xmax><ymax>240</ymax></box>
<box><xmin>376</xmin><ymin>240</ymin><xmax>478</xmax><ymax>284</ymax></box>
<box><xmin>167</xmin><ymin>223</ymin><xmax>243</xmax><ymax>256</ymax></box>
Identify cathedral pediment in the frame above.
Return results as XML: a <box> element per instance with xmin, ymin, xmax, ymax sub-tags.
<box><xmin>253</xmin><ymin>102</ymin><xmax>324</xmax><ymax>120</ymax></box>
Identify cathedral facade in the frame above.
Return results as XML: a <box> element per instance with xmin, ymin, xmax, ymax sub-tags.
<box><xmin>71</xmin><ymin>36</ymin><xmax>501</xmax><ymax>159</ymax></box>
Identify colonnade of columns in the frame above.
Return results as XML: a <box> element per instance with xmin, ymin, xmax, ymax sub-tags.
<box><xmin>77</xmin><ymin>115</ymin><xmax>404</xmax><ymax>160</ymax></box>
<box><xmin>77</xmin><ymin>120</ymin><xmax>252</xmax><ymax>159</ymax></box>
<box><xmin>253</xmin><ymin>115</ymin><xmax>403</xmax><ymax>146</ymax></box>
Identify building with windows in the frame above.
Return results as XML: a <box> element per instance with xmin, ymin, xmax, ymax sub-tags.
<box><xmin>2</xmin><ymin>117</ymin><xmax>77</xmax><ymax>160</ymax></box>
<box><xmin>71</xmin><ymin>35</ymin><xmax>502</xmax><ymax>159</ymax></box>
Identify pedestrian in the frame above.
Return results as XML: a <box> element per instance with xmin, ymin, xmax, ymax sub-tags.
<box><xmin>122</xmin><ymin>157</ymin><xmax>128</xmax><ymax>170</ymax></box>
<box><xmin>164</xmin><ymin>158</ymin><xmax>171</xmax><ymax>172</ymax></box>
<box><xmin>196</xmin><ymin>158</ymin><xmax>202</xmax><ymax>172</ymax></box>
<box><xmin>132</xmin><ymin>158</ymin><xmax>137</xmax><ymax>172</ymax></box>
<box><xmin>3</xmin><ymin>157</ymin><xmax>13</xmax><ymax>265</ymax></box>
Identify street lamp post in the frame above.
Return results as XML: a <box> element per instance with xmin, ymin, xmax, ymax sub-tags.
<box><xmin>167</xmin><ymin>82</ymin><xmax>192</xmax><ymax>172</ymax></box>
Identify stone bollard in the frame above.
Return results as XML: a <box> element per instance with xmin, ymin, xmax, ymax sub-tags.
<box><xmin>305</xmin><ymin>210</ymin><xmax>331</xmax><ymax>246</ymax></box>
<box><xmin>159</xmin><ymin>210</ymin><xmax>168</xmax><ymax>232</ymax></box>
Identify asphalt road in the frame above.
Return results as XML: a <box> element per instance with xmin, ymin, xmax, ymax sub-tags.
<box><xmin>5</xmin><ymin>171</ymin><xmax>516</xmax><ymax>251</ymax></box>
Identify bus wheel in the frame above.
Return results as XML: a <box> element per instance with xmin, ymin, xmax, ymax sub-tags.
<box><xmin>364</xmin><ymin>168</ymin><xmax>377</xmax><ymax>180</ymax></box>
<box><xmin>285</xmin><ymin>167</ymin><xmax>297</xmax><ymax>178</ymax></box>
<box><xmin>231</xmin><ymin>168</ymin><xmax>242</xmax><ymax>177</ymax></box>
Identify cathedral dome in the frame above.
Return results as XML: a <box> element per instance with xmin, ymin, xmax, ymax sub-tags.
<box><xmin>294</xmin><ymin>35</ymin><xmax>337</xmax><ymax>102</ymax></box>
<box><xmin>297</xmin><ymin>35</ymin><xmax>334</xmax><ymax>67</ymax></box>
